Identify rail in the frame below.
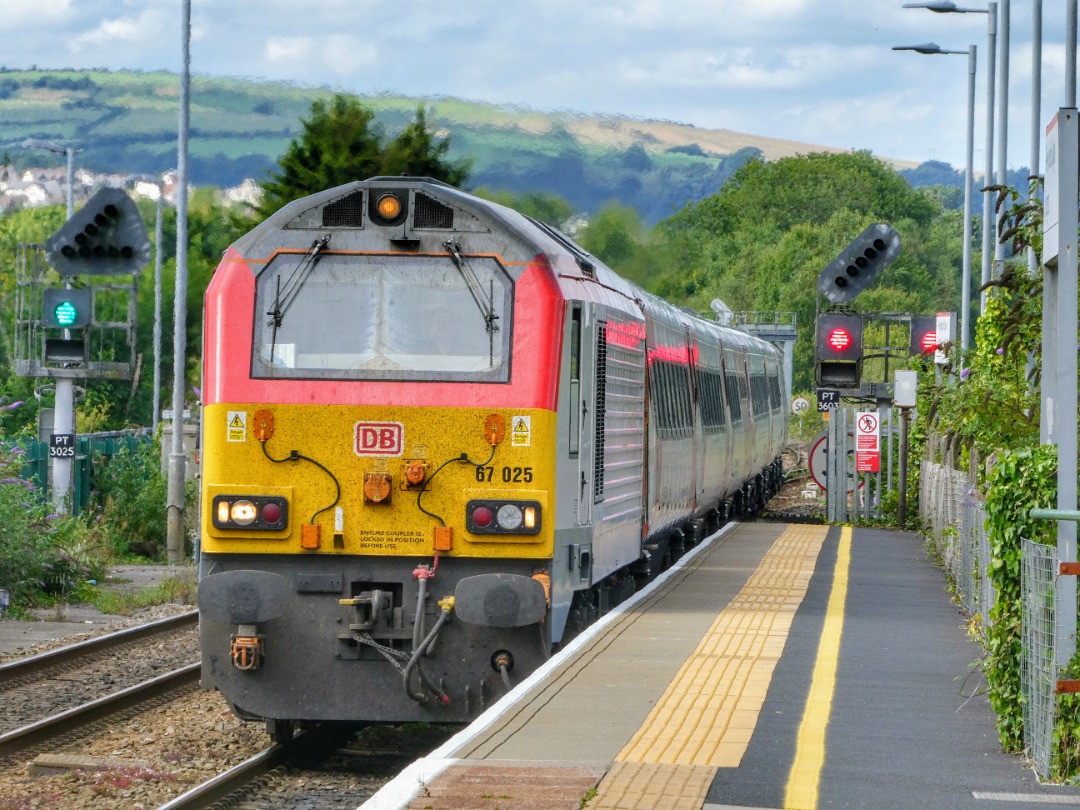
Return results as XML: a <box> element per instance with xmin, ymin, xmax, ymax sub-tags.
<box><xmin>0</xmin><ymin>663</ymin><xmax>199</xmax><ymax>759</ymax></box>
<box><xmin>0</xmin><ymin>610</ymin><xmax>197</xmax><ymax>684</ymax></box>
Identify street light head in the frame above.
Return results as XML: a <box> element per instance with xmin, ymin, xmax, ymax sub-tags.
<box><xmin>893</xmin><ymin>42</ymin><xmax>945</xmax><ymax>55</ymax></box>
<box><xmin>22</xmin><ymin>138</ymin><xmax>65</xmax><ymax>154</ymax></box>
<box><xmin>902</xmin><ymin>1</ymin><xmax>959</xmax><ymax>11</ymax></box>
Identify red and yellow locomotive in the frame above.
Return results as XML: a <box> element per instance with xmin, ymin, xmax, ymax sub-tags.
<box><xmin>197</xmin><ymin>178</ymin><xmax>786</xmax><ymax>737</ymax></box>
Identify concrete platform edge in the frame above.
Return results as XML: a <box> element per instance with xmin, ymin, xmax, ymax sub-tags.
<box><xmin>360</xmin><ymin>521</ymin><xmax>741</xmax><ymax>810</ymax></box>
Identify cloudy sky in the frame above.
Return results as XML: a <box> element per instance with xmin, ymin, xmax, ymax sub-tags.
<box><xmin>2</xmin><ymin>0</ymin><xmax>1074</xmax><ymax>172</ymax></box>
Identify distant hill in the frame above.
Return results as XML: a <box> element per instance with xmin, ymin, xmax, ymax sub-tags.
<box><xmin>1</xmin><ymin>68</ymin><xmax>929</xmax><ymax>224</ymax></box>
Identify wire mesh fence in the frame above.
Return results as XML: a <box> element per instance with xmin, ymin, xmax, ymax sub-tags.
<box><xmin>1021</xmin><ymin>539</ymin><xmax>1058</xmax><ymax>778</ymax></box>
<box><xmin>919</xmin><ymin>460</ymin><xmax>994</xmax><ymax>628</ymax></box>
<box><xmin>920</xmin><ymin>458</ymin><xmax>1061</xmax><ymax>779</ymax></box>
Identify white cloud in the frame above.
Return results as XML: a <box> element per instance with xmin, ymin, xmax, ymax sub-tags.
<box><xmin>264</xmin><ymin>37</ymin><xmax>314</xmax><ymax>64</ymax></box>
<box><xmin>68</xmin><ymin>7</ymin><xmax>173</xmax><ymax>61</ymax></box>
<box><xmin>0</xmin><ymin>0</ymin><xmax>73</xmax><ymax>30</ymax></box>
<box><xmin>321</xmin><ymin>36</ymin><xmax>379</xmax><ymax>76</ymax></box>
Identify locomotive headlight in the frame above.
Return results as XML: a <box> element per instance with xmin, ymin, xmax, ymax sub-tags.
<box><xmin>466</xmin><ymin>499</ymin><xmax>542</xmax><ymax>535</ymax></box>
<box><xmin>496</xmin><ymin>504</ymin><xmax>523</xmax><ymax>530</ymax></box>
<box><xmin>230</xmin><ymin>500</ymin><xmax>258</xmax><ymax>526</ymax></box>
<box><xmin>211</xmin><ymin>494</ymin><xmax>289</xmax><ymax>532</ymax></box>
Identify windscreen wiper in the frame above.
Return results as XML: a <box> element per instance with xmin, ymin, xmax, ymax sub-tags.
<box><xmin>267</xmin><ymin>234</ymin><xmax>330</xmax><ymax>363</ymax></box>
<box><xmin>444</xmin><ymin>239</ymin><xmax>499</xmax><ymax>336</ymax></box>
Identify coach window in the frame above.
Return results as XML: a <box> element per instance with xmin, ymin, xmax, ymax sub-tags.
<box><xmin>251</xmin><ymin>253</ymin><xmax>512</xmax><ymax>382</ymax></box>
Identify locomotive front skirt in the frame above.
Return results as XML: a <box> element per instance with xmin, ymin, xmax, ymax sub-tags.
<box><xmin>197</xmin><ymin>177</ymin><xmax>787</xmax><ymax>737</ymax></box>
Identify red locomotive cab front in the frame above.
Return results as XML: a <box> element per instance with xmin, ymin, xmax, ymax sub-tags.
<box><xmin>197</xmin><ymin>182</ymin><xmax>572</xmax><ymax>724</ymax></box>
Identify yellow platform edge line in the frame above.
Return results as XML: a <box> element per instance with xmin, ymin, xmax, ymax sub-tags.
<box><xmin>615</xmin><ymin>523</ymin><xmax>829</xmax><ymax>768</ymax></box>
<box><xmin>783</xmin><ymin>525</ymin><xmax>852</xmax><ymax>810</ymax></box>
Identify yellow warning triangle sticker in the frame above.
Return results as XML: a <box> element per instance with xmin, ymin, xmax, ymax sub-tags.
<box><xmin>513</xmin><ymin>418</ymin><xmax>528</xmax><ymax>433</ymax></box>
<box><xmin>229</xmin><ymin>414</ymin><xmax>244</xmax><ymax>428</ymax></box>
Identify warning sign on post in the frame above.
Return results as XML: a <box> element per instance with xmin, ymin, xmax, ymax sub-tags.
<box><xmin>855</xmin><ymin>411</ymin><xmax>880</xmax><ymax>473</ymax></box>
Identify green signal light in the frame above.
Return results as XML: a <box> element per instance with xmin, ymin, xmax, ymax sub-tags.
<box><xmin>53</xmin><ymin>300</ymin><xmax>79</xmax><ymax>327</ymax></box>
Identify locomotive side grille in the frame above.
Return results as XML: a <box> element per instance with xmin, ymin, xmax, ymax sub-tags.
<box><xmin>599</xmin><ymin>325</ymin><xmax>646</xmax><ymax>517</ymax></box>
<box><xmin>322</xmin><ymin>191</ymin><xmax>364</xmax><ymax>227</ymax></box>
<box><xmin>594</xmin><ymin>328</ymin><xmax>607</xmax><ymax>501</ymax></box>
<box><xmin>414</xmin><ymin>193</ymin><xmax>454</xmax><ymax>229</ymax></box>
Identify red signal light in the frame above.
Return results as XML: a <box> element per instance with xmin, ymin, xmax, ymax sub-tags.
<box><xmin>827</xmin><ymin>328</ymin><xmax>853</xmax><ymax>352</ymax></box>
<box><xmin>919</xmin><ymin>330</ymin><xmax>938</xmax><ymax>353</ymax></box>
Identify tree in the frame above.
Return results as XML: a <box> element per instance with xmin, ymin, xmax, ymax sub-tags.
<box><xmin>472</xmin><ymin>188</ymin><xmax>574</xmax><ymax>229</ymax></box>
<box><xmin>258</xmin><ymin>95</ymin><xmax>470</xmax><ymax>217</ymax></box>
<box><xmin>653</xmin><ymin>151</ymin><xmax>961</xmax><ymax>390</ymax></box>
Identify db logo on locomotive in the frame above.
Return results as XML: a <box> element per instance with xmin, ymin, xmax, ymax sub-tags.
<box><xmin>354</xmin><ymin>421</ymin><xmax>404</xmax><ymax>456</ymax></box>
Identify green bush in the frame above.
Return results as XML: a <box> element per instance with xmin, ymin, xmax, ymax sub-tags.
<box><xmin>0</xmin><ymin>446</ymin><xmax>105</xmax><ymax>610</ymax></box>
<box><xmin>91</xmin><ymin>439</ymin><xmax>168</xmax><ymax>559</ymax></box>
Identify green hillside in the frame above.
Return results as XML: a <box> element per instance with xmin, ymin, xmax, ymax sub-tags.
<box><xmin>0</xmin><ymin>68</ymin><xmax>907</xmax><ymax>223</ymax></box>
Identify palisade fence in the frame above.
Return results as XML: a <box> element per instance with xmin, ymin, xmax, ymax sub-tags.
<box><xmin>6</xmin><ymin>429</ymin><xmax>151</xmax><ymax>517</ymax></box>
<box><xmin>919</xmin><ymin>454</ymin><xmax>1058</xmax><ymax>778</ymax></box>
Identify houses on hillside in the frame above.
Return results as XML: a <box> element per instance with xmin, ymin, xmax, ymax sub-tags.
<box><xmin>0</xmin><ymin>166</ymin><xmax>260</xmax><ymax>213</ymax></box>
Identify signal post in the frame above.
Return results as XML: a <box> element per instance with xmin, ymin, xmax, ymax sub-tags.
<box><xmin>15</xmin><ymin>188</ymin><xmax>150</xmax><ymax>512</ymax></box>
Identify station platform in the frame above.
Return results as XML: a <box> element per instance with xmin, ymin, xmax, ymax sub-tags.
<box><xmin>363</xmin><ymin>522</ymin><xmax>1080</xmax><ymax>810</ymax></box>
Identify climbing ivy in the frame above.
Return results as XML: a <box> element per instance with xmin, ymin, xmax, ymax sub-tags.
<box><xmin>983</xmin><ymin>445</ymin><xmax>1056</xmax><ymax>751</ymax></box>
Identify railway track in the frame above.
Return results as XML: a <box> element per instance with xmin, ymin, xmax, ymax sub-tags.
<box><xmin>0</xmin><ymin>610</ymin><xmax>198</xmax><ymax>687</ymax></box>
<box><xmin>0</xmin><ymin>613</ymin><xmax>458</xmax><ymax>807</ymax></box>
<box><xmin>159</xmin><ymin>723</ymin><xmax>461</xmax><ymax>810</ymax></box>
<box><xmin>0</xmin><ymin>610</ymin><xmax>199</xmax><ymax>735</ymax></box>
<box><xmin>0</xmin><ymin>663</ymin><xmax>200</xmax><ymax>761</ymax></box>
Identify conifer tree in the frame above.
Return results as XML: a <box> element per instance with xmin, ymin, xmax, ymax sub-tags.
<box><xmin>258</xmin><ymin>95</ymin><xmax>470</xmax><ymax>217</ymax></box>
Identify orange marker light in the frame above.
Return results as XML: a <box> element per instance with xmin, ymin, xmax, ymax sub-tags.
<box><xmin>376</xmin><ymin>193</ymin><xmax>402</xmax><ymax>220</ymax></box>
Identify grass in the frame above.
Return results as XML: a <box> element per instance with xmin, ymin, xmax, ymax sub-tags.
<box><xmin>87</xmin><ymin>575</ymin><xmax>196</xmax><ymax>616</ymax></box>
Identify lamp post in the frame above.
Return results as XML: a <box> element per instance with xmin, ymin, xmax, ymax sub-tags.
<box><xmin>124</xmin><ymin>175</ymin><xmax>168</xmax><ymax>435</ymax></box>
<box><xmin>894</xmin><ymin>44</ymin><xmax>977</xmax><ymax>355</ymax></box>
<box><xmin>903</xmin><ymin>2</ymin><xmax>997</xmax><ymax>312</ymax></box>
<box><xmin>1029</xmin><ymin>0</ymin><xmax>1042</xmax><ymax>275</ymax></box>
<box><xmin>166</xmin><ymin>0</ymin><xmax>192</xmax><ymax>565</ymax></box>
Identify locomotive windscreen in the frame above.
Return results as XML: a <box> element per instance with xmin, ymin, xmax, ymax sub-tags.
<box><xmin>251</xmin><ymin>253</ymin><xmax>513</xmax><ymax>382</ymax></box>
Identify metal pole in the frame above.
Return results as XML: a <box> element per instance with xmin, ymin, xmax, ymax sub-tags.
<box><xmin>51</xmin><ymin>376</ymin><xmax>73</xmax><ymax>513</ymax></box>
<box><xmin>1068</xmin><ymin>1</ymin><xmax>1077</xmax><ymax>107</ymax></box>
<box><xmin>152</xmin><ymin>187</ymin><xmax>164</xmax><ymax>436</ymax></box>
<box><xmin>64</xmin><ymin>147</ymin><xmax>74</xmax><ymax>219</ymax></box>
<box><xmin>1044</xmin><ymin>109</ymin><xmax>1078</xmax><ymax>668</ymax></box>
<box><xmin>1029</xmin><ymin>1</ymin><xmax>1042</xmax><ymax>278</ymax></box>
<box><xmin>980</xmin><ymin>3</ymin><xmax>998</xmax><ymax>312</ymax></box>
<box><xmin>899</xmin><ymin>407</ymin><xmax>909</xmax><ymax>528</ymax></box>
<box><xmin>962</xmin><ymin>44</ymin><xmax>976</xmax><ymax>352</ymax></box>
<box><xmin>993</xmin><ymin>0</ymin><xmax>1010</xmax><ymax>283</ymax></box>
<box><xmin>166</xmin><ymin>0</ymin><xmax>191</xmax><ymax>564</ymax></box>
<box><xmin>54</xmin><ymin>145</ymin><xmax>77</xmax><ymax>514</ymax></box>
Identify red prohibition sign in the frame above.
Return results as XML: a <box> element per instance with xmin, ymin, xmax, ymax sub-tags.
<box><xmin>859</xmin><ymin>414</ymin><xmax>878</xmax><ymax>433</ymax></box>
